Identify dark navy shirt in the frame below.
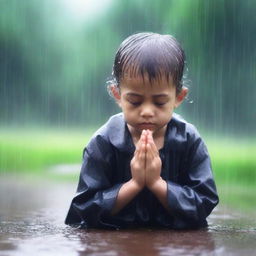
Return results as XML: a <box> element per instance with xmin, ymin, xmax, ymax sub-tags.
<box><xmin>65</xmin><ymin>113</ymin><xmax>219</xmax><ymax>229</ymax></box>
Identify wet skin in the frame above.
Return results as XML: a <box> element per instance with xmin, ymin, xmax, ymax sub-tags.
<box><xmin>112</xmin><ymin>75</ymin><xmax>188</xmax><ymax>148</ymax></box>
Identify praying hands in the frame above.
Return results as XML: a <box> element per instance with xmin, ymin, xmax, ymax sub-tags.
<box><xmin>111</xmin><ymin>130</ymin><xmax>168</xmax><ymax>215</ymax></box>
<box><xmin>130</xmin><ymin>129</ymin><xmax>163</xmax><ymax>191</ymax></box>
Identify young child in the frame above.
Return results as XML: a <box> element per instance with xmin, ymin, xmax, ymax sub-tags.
<box><xmin>65</xmin><ymin>32</ymin><xmax>219</xmax><ymax>229</ymax></box>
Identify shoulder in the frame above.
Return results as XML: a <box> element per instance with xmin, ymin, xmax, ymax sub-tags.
<box><xmin>171</xmin><ymin>113</ymin><xmax>200</xmax><ymax>139</ymax></box>
<box><xmin>166</xmin><ymin>113</ymin><xmax>203</xmax><ymax>149</ymax></box>
<box><xmin>85</xmin><ymin>113</ymin><xmax>125</xmax><ymax>156</ymax></box>
<box><xmin>92</xmin><ymin>113</ymin><xmax>124</xmax><ymax>138</ymax></box>
<box><xmin>92</xmin><ymin>113</ymin><xmax>125</xmax><ymax>144</ymax></box>
<box><xmin>168</xmin><ymin>113</ymin><xmax>209</xmax><ymax>163</ymax></box>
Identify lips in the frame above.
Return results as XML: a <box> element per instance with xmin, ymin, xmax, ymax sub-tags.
<box><xmin>138</xmin><ymin>123</ymin><xmax>155</xmax><ymax>129</ymax></box>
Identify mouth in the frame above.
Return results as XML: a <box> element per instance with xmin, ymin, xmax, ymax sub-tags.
<box><xmin>138</xmin><ymin>123</ymin><xmax>155</xmax><ymax>130</ymax></box>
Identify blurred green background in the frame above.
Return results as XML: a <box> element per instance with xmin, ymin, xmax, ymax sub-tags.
<box><xmin>0</xmin><ymin>0</ymin><xmax>255</xmax><ymax>213</ymax></box>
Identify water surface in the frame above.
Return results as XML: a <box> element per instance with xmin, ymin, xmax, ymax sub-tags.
<box><xmin>0</xmin><ymin>175</ymin><xmax>255</xmax><ymax>256</ymax></box>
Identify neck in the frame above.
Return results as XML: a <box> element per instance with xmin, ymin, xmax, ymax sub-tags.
<box><xmin>152</xmin><ymin>125</ymin><xmax>167</xmax><ymax>140</ymax></box>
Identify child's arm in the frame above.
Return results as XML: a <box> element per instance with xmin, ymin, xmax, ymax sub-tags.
<box><xmin>144</xmin><ymin>131</ymin><xmax>169</xmax><ymax>210</ymax></box>
<box><xmin>111</xmin><ymin>130</ymin><xmax>171</xmax><ymax>215</ymax></box>
<box><xmin>145</xmin><ymin>130</ymin><xmax>219</xmax><ymax>228</ymax></box>
<box><xmin>111</xmin><ymin>130</ymin><xmax>170</xmax><ymax>214</ymax></box>
<box><xmin>65</xmin><ymin>136</ymin><xmax>124</xmax><ymax>228</ymax></box>
<box><xmin>163</xmin><ymin>136</ymin><xmax>219</xmax><ymax>228</ymax></box>
<box><xmin>111</xmin><ymin>130</ymin><xmax>147</xmax><ymax>215</ymax></box>
<box><xmin>65</xmin><ymin>130</ymin><xmax>147</xmax><ymax>228</ymax></box>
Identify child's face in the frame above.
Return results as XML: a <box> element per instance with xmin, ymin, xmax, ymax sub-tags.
<box><xmin>112</xmin><ymin>74</ymin><xmax>188</xmax><ymax>138</ymax></box>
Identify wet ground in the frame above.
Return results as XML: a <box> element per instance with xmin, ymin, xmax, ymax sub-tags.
<box><xmin>0</xmin><ymin>174</ymin><xmax>256</xmax><ymax>256</ymax></box>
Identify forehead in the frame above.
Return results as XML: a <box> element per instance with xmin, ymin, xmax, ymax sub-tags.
<box><xmin>120</xmin><ymin>74</ymin><xmax>175</xmax><ymax>94</ymax></box>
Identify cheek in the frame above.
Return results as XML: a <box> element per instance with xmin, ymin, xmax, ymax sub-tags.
<box><xmin>122</xmin><ymin>104</ymin><xmax>135</xmax><ymax>117</ymax></box>
<box><xmin>157</xmin><ymin>108</ymin><xmax>173</xmax><ymax>121</ymax></box>
<box><xmin>122</xmin><ymin>102</ymin><xmax>134</xmax><ymax>113</ymax></box>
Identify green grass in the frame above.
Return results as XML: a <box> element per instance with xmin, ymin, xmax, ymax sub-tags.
<box><xmin>1</xmin><ymin>128</ymin><xmax>255</xmax><ymax>182</ymax></box>
<box><xmin>206</xmin><ymin>137</ymin><xmax>256</xmax><ymax>186</ymax></box>
<box><xmin>205</xmin><ymin>137</ymin><xmax>256</xmax><ymax>213</ymax></box>
<box><xmin>0</xmin><ymin>127</ymin><xmax>94</xmax><ymax>173</ymax></box>
<box><xmin>217</xmin><ymin>183</ymin><xmax>256</xmax><ymax>213</ymax></box>
<box><xmin>0</xmin><ymin>127</ymin><xmax>255</xmax><ymax>212</ymax></box>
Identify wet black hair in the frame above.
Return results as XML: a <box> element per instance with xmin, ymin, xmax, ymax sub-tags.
<box><xmin>111</xmin><ymin>32</ymin><xmax>186</xmax><ymax>93</ymax></box>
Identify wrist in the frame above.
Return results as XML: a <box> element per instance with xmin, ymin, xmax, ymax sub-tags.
<box><xmin>129</xmin><ymin>179</ymin><xmax>144</xmax><ymax>193</ymax></box>
<box><xmin>147</xmin><ymin>178</ymin><xmax>169</xmax><ymax>212</ymax></box>
<box><xmin>147</xmin><ymin>177</ymin><xmax>165</xmax><ymax>193</ymax></box>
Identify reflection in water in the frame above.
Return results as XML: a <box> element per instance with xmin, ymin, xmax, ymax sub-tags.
<box><xmin>0</xmin><ymin>175</ymin><xmax>255</xmax><ymax>256</ymax></box>
<box><xmin>74</xmin><ymin>229</ymin><xmax>215</xmax><ymax>256</ymax></box>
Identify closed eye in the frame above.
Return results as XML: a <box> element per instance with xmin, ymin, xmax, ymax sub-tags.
<box><xmin>155</xmin><ymin>102</ymin><xmax>168</xmax><ymax>107</ymax></box>
<box><xmin>128</xmin><ymin>101</ymin><xmax>167</xmax><ymax>106</ymax></box>
<box><xmin>155</xmin><ymin>102</ymin><xmax>166</xmax><ymax>106</ymax></box>
<box><xmin>127</xmin><ymin>99</ymin><xmax>141</xmax><ymax>106</ymax></box>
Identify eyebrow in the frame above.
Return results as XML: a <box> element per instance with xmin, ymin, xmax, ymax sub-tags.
<box><xmin>126</xmin><ymin>93</ymin><xmax>169</xmax><ymax>98</ymax></box>
<box><xmin>152</xmin><ymin>94</ymin><xmax>170</xmax><ymax>98</ymax></box>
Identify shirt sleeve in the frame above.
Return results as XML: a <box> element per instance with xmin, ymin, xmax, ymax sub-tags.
<box><xmin>65</xmin><ymin>136</ymin><xmax>123</xmax><ymax>228</ymax></box>
<box><xmin>166</xmin><ymin>136</ymin><xmax>219</xmax><ymax>229</ymax></box>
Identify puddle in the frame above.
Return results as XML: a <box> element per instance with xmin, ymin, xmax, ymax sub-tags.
<box><xmin>0</xmin><ymin>175</ymin><xmax>255</xmax><ymax>256</ymax></box>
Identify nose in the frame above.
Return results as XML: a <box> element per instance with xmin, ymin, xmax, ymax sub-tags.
<box><xmin>140</xmin><ymin>104</ymin><xmax>154</xmax><ymax>118</ymax></box>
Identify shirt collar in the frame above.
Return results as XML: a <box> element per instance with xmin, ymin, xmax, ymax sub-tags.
<box><xmin>107</xmin><ymin>112</ymin><xmax>178</xmax><ymax>154</ymax></box>
<box><xmin>108</xmin><ymin>113</ymin><xmax>135</xmax><ymax>154</ymax></box>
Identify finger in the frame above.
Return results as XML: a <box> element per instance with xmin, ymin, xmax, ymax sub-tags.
<box><xmin>145</xmin><ymin>130</ymin><xmax>152</xmax><ymax>158</ymax></box>
<box><xmin>145</xmin><ymin>129</ymin><xmax>150</xmax><ymax>144</ymax></box>
<box><xmin>136</xmin><ymin>130</ymin><xmax>146</xmax><ymax>148</ymax></box>
<box><xmin>135</xmin><ymin>138</ymin><xmax>141</xmax><ymax>155</ymax></box>
<box><xmin>141</xmin><ymin>130</ymin><xmax>147</xmax><ymax>142</ymax></box>
<box><xmin>134</xmin><ymin>147</ymin><xmax>139</xmax><ymax>157</ymax></box>
<box><xmin>148</xmin><ymin>129</ymin><xmax>153</xmax><ymax>140</ymax></box>
<box><xmin>141</xmin><ymin>133</ymin><xmax>146</xmax><ymax>145</ymax></box>
<box><xmin>135</xmin><ymin>136</ymin><xmax>143</xmax><ymax>153</ymax></box>
<box><xmin>147</xmin><ymin>130</ymin><xmax>154</xmax><ymax>144</ymax></box>
<box><xmin>138</xmin><ymin>141</ymin><xmax>146</xmax><ymax>161</ymax></box>
<box><xmin>141</xmin><ymin>142</ymin><xmax>146</xmax><ymax>169</ymax></box>
<box><xmin>151</xmin><ymin>140</ymin><xmax>159</xmax><ymax>156</ymax></box>
<box><xmin>146</xmin><ymin>131</ymin><xmax>153</xmax><ymax>144</ymax></box>
<box><xmin>147</xmin><ymin>140</ymin><xmax>155</xmax><ymax>161</ymax></box>
<box><xmin>143</xmin><ymin>143</ymin><xmax>147</xmax><ymax>169</ymax></box>
<box><xmin>140</xmin><ymin>129</ymin><xmax>146</xmax><ymax>137</ymax></box>
<box><xmin>145</xmin><ymin>142</ymin><xmax>153</xmax><ymax>163</ymax></box>
<box><xmin>136</xmin><ymin>140</ymin><xmax>143</xmax><ymax>154</ymax></box>
<box><xmin>145</xmin><ymin>130</ymin><xmax>149</xmax><ymax>144</ymax></box>
<box><xmin>147</xmin><ymin>132</ymin><xmax>158</xmax><ymax>156</ymax></box>
<box><xmin>142</xmin><ymin>141</ymin><xmax>146</xmax><ymax>157</ymax></box>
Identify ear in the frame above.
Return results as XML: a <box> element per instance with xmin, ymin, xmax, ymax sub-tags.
<box><xmin>109</xmin><ymin>84</ymin><xmax>121</xmax><ymax>105</ymax></box>
<box><xmin>174</xmin><ymin>87</ymin><xmax>188</xmax><ymax>108</ymax></box>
